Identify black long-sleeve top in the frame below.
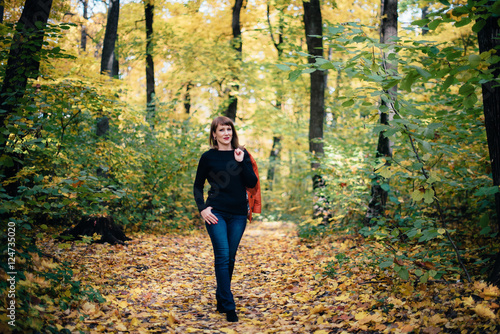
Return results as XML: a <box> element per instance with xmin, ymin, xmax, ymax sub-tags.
<box><xmin>193</xmin><ymin>149</ymin><xmax>258</xmax><ymax>216</ymax></box>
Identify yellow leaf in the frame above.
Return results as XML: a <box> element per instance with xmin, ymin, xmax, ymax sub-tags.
<box><xmin>355</xmin><ymin>311</ymin><xmax>369</xmax><ymax>321</ymax></box>
<box><xmin>474</xmin><ymin>304</ymin><xmax>496</xmax><ymax>319</ymax></box>
<box><xmin>482</xmin><ymin>285</ymin><xmax>500</xmax><ymax>298</ymax></box>
<box><xmin>130</xmin><ymin>317</ymin><xmax>140</xmax><ymax>326</ymax></box>
<box><xmin>462</xmin><ymin>296</ymin><xmax>475</xmax><ymax>307</ymax></box>
<box><xmin>335</xmin><ymin>293</ymin><xmax>350</xmax><ymax>301</ymax></box>
<box><xmin>118</xmin><ymin>300</ymin><xmax>128</xmax><ymax>308</ymax></box>
<box><xmin>429</xmin><ymin>314</ymin><xmax>447</xmax><ymax>325</ymax></box>
<box><xmin>220</xmin><ymin>328</ymin><xmax>237</xmax><ymax>334</ymax></box>
<box><xmin>311</xmin><ymin>304</ymin><xmax>327</xmax><ymax>315</ymax></box>
<box><xmin>115</xmin><ymin>322</ymin><xmax>128</xmax><ymax>331</ymax></box>
<box><xmin>167</xmin><ymin>312</ymin><xmax>179</xmax><ymax>326</ymax></box>
<box><xmin>314</xmin><ymin>330</ymin><xmax>329</xmax><ymax>334</ymax></box>
<box><xmin>81</xmin><ymin>302</ymin><xmax>96</xmax><ymax>315</ymax></box>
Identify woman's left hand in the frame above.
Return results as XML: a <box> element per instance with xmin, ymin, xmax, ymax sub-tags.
<box><xmin>234</xmin><ymin>148</ymin><xmax>244</xmax><ymax>162</ymax></box>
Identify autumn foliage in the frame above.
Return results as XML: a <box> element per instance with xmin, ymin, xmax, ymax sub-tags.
<box><xmin>1</xmin><ymin>0</ymin><xmax>500</xmax><ymax>332</ymax></box>
<box><xmin>1</xmin><ymin>221</ymin><xmax>497</xmax><ymax>333</ymax></box>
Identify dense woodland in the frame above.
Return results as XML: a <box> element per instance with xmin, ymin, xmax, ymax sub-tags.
<box><xmin>1</xmin><ymin>0</ymin><xmax>500</xmax><ymax>332</ymax></box>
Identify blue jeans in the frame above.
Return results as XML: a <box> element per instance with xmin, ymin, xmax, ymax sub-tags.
<box><xmin>205</xmin><ymin>210</ymin><xmax>247</xmax><ymax>311</ymax></box>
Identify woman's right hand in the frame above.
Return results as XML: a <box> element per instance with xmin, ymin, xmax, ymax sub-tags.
<box><xmin>201</xmin><ymin>206</ymin><xmax>218</xmax><ymax>224</ymax></box>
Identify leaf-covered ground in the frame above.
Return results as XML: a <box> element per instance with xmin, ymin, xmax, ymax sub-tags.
<box><xmin>35</xmin><ymin>221</ymin><xmax>500</xmax><ymax>333</ymax></box>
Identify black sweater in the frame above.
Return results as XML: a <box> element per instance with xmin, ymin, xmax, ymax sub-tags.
<box><xmin>193</xmin><ymin>149</ymin><xmax>258</xmax><ymax>215</ymax></box>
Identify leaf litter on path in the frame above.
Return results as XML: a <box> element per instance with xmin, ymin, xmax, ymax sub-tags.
<box><xmin>39</xmin><ymin>220</ymin><xmax>499</xmax><ymax>333</ymax></box>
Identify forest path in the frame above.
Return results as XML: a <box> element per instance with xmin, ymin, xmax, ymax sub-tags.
<box><xmin>58</xmin><ymin>220</ymin><xmax>346</xmax><ymax>333</ymax></box>
<box><xmin>50</xmin><ymin>220</ymin><xmax>500</xmax><ymax>333</ymax></box>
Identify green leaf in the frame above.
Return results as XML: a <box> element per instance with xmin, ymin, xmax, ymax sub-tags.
<box><xmin>398</xmin><ymin>267</ymin><xmax>410</xmax><ymax>280</ymax></box>
<box><xmin>428</xmin><ymin>19</ymin><xmax>442</xmax><ymax>31</ymax></box>
<box><xmin>0</xmin><ymin>154</ymin><xmax>14</xmax><ymax>167</ymax></box>
<box><xmin>493</xmin><ymin>1</ymin><xmax>500</xmax><ymax>15</ymax></box>
<box><xmin>383</xmin><ymin>79</ymin><xmax>399</xmax><ymax>90</ymax></box>
<box><xmin>315</xmin><ymin>58</ymin><xmax>329</xmax><ymax>65</ymax></box>
<box><xmin>320</xmin><ymin>62</ymin><xmax>336</xmax><ymax>70</ymax></box>
<box><xmin>474</xmin><ymin>186</ymin><xmax>500</xmax><ymax>196</ymax></box>
<box><xmin>302</xmin><ymin>68</ymin><xmax>316</xmax><ymax>74</ymax></box>
<box><xmin>288</xmin><ymin>69</ymin><xmax>302</xmax><ymax>82</ymax></box>
<box><xmin>480</xmin><ymin>226</ymin><xmax>492</xmax><ymax>236</ymax></box>
<box><xmin>442</xmin><ymin>75</ymin><xmax>455</xmax><ymax>91</ymax></box>
<box><xmin>378</xmin><ymin>166</ymin><xmax>393</xmax><ymax>178</ymax></box>
<box><xmin>411</xmin><ymin>189</ymin><xmax>424</xmax><ymax>202</ymax></box>
<box><xmin>464</xmin><ymin>93</ymin><xmax>478</xmax><ymax>108</ymax></box>
<box><xmin>479</xmin><ymin>213</ymin><xmax>490</xmax><ymax>228</ymax></box>
<box><xmin>414</xmin><ymin>66</ymin><xmax>432</xmax><ymax>79</ymax></box>
<box><xmin>275</xmin><ymin>64</ymin><xmax>291</xmax><ymax>71</ymax></box>
<box><xmin>328</xmin><ymin>26</ymin><xmax>345</xmax><ymax>34</ymax></box>
<box><xmin>423</xmin><ymin>188</ymin><xmax>434</xmax><ymax>204</ymax></box>
<box><xmin>420</xmin><ymin>272</ymin><xmax>429</xmax><ymax>283</ymax></box>
<box><xmin>412</xmin><ymin>19</ymin><xmax>430</xmax><ymax>27</ymax></box>
<box><xmin>455</xmin><ymin>18</ymin><xmax>472</xmax><ymax>28</ymax></box>
<box><xmin>472</xmin><ymin>20</ymin><xmax>486</xmax><ymax>33</ymax></box>
<box><xmin>342</xmin><ymin>99</ymin><xmax>355</xmax><ymax>107</ymax></box>
<box><xmin>401</xmin><ymin>72</ymin><xmax>419</xmax><ymax>92</ymax></box>
<box><xmin>458</xmin><ymin>83</ymin><xmax>474</xmax><ymax>96</ymax></box>
<box><xmin>379</xmin><ymin>260</ymin><xmax>393</xmax><ymax>269</ymax></box>
<box><xmin>452</xmin><ymin>6</ymin><xmax>470</xmax><ymax>16</ymax></box>
<box><xmin>469</xmin><ymin>54</ymin><xmax>481</xmax><ymax>68</ymax></box>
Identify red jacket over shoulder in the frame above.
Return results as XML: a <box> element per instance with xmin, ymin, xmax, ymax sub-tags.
<box><xmin>246</xmin><ymin>151</ymin><xmax>261</xmax><ymax>222</ymax></box>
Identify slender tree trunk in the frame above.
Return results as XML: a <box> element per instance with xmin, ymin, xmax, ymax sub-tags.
<box><xmin>266</xmin><ymin>4</ymin><xmax>284</xmax><ymax>191</ymax></box>
<box><xmin>225</xmin><ymin>0</ymin><xmax>243</xmax><ymax>121</ymax></box>
<box><xmin>184</xmin><ymin>81</ymin><xmax>192</xmax><ymax>114</ymax></box>
<box><xmin>101</xmin><ymin>0</ymin><xmax>120</xmax><ymax>78</ymax></box>
<box><xmin>145</xmin><ymin>0</ymin><xmax>155</xmax><ymax>126</ymax></box>
<box><xmin>266</xmin><ymin>136</ymin><xmax>282</xmax><ymax>191</ymax></box>
<box><xmin>421</xmin><ymin>6</ymin><xmax>429</xmax><ymax>35</ymax></box>
<box><xmin>303</xmin><ymin>0</ymin><xmax>327</xmax><ymax>219</ymax></box>
<box><xmin>98</xmin><ymin>0</ymin><xmax>120</xmax><ymax>177</ymax></box>
<box><xmin>0</xmin><ymin>0</ymin><xmax>54</xmax><ymax>200</ymax></box>
<box><xmin>80</xmin><ymin>0</ymin><xmax>89</xmax><ymax>51</ymax></box>
<box><xmin>477</xmin><ymin>1</ymin><xmax>500</xmax><ymax>286</ymax></box>
<box><xmin>364</xmin><ymin>0</ymin><xmax>398</xmax><ymax>226</ymax></box>
<box><xmin>0</xmin><ymin>1</ymin><xmax>4</xmax><ymax>24</ymax></box>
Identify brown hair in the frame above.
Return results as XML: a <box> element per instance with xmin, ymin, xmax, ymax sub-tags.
<box><xmin>209</xmin><ymin>116</ymin><xmax>241</xmax><ymax>149</ymax></box>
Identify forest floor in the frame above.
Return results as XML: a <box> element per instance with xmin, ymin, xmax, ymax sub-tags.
<box><xmin>37</xmin><ymin>220</ymin><xmax>500</xmax><ymax>333</ymax></box>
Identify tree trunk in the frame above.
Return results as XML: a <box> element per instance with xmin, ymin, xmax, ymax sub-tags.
<box><xmin>0</xmin><ymin>0</ymin><xmax>54</xmax><ymax>199</ymax></box>
<box><xmin>266</xmin><ymin>4</ymin><xmax>284</xmax><ymax>191</ymax></box>
<box><xmin>59</xmin><ymin>215</ymin><xmax>131</xmax><ymax>245</ymax></box>
<box><xmin>145</xmin><ymin>0</ymin><xmax>155</xmax><ymax>126</ymax></box>
<box><xmin>98</xmin><ymin>0</ymin><xmax>120</xmax><ymax>176</ymax></box>
<box><xmin>266</xmin><ymin>136</ymin><xmax>282</xmax><ymax>191</ymax></box>
<box><xmin>225</xmin><ymin>0</ymin><xmax>243</xmax><ymax>121</ymax></box>
<box><xmin>101</xmin><ymin>0</ymin><xmax>120</xmax><ymax>78</ymax></box>
<box><xmin>421</xmin><ymin>6</ymin><xmax>429</xmax><ymax>35</ymax></box>
<box><xmin>477</xmin><ymin>1</ymin><xmax>500</xmax><ymax>286</ymax></box>
<box><xmin>80</xmin><ymin>0</ymin><xmax>88</xmax><ymax>51</ymax></box>
<box><xmin>184</xmin><ymin>81</ymin><xmax>192</xmax><ymax>114</ymax></box>
<box><xmin>364</xmin><ymin>0</ymin><xmax>398</xmax><ymax>226</ymax></box>
<box><xmin>0</xmin><ymin>1</ymin><xmax>4</xmax><ymax>24</ymax></box>
<box><xmin>303</xmin><ymin>0</ymin><xmax>327</xmax><ymax>219</ymax></box>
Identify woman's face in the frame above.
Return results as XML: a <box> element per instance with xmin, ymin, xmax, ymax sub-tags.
<box><xmin>214</xmin><ymin>124</ymin><xmax>233</xmax><ymax>147</ymax></box>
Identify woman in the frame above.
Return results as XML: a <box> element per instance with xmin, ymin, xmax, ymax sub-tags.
<box><xmin>193</xmin><ymin>116</ymin><xmax>258</xmax><ymax>322</ymax></box>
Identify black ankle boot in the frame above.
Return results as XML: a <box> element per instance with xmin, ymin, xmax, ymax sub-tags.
<box><xmin>216</xmin><ymin>302</ymin><xmax>225</xmax><ymax>313</ymax></box>
<box><xmin>226</xmin><ymin>310</ymin><xmax>238</xmax><ymax>322</ymax></box>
